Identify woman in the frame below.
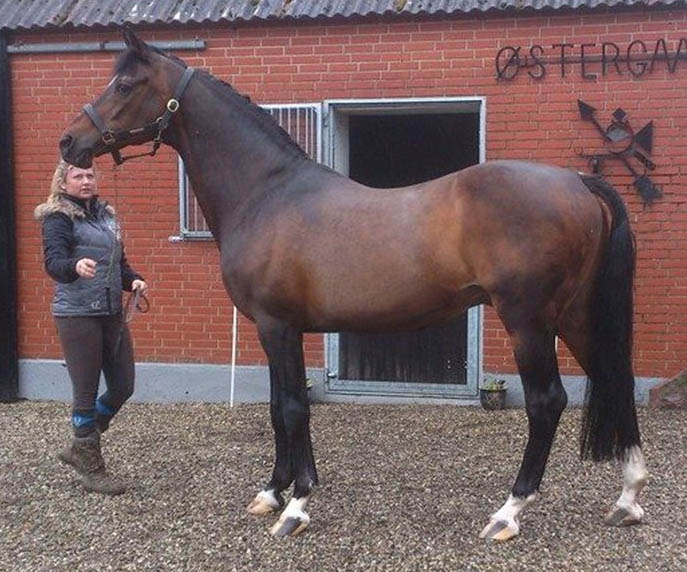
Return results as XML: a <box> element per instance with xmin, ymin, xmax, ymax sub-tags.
<box><xmin>35</xmin><ymin>159</ymin><xmax>148</xmax><ymax>495</ymax></box>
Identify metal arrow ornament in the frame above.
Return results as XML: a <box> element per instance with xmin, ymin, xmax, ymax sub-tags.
<box><xmin>577</xmin><ymin>100</ymin><xmax>661</xmax><ymax>203</ymax></box>
<box><xmin>578</xmin><ymin>100</ymin><xmax>610</xmax><ymax>141</ymax></box>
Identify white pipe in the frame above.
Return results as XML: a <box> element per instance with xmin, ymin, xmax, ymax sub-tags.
<box><xmin>7</xmin><ymin>40</ymin><xmax>206</xmax><ymax>54</ymax></box>
<box><xmin>230</xmin><ymin>305</ymin><xmax>238</xmax><ymax>408</ymax></box>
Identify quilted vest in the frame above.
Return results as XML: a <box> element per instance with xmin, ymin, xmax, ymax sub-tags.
<box><xmin>52</xmin><ymin>204</ymin><xmax>123</xmax><ymax>316</ymax></box>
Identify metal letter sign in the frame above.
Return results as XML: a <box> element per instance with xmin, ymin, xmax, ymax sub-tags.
<box><xmin>496</xmin><ymin>38</ymin><xmax>687</xmax><ymax>80</ymax></box>
<box><xmin>577</xmin><ymin>100</ymin><xmax>661</xmax><ymax>203</ymax></box>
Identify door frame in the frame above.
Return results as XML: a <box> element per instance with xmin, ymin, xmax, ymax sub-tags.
<box><xmin>322</xmin><ymin>97</ymin><xmax>486</xmax><ymax>399</ymax></box>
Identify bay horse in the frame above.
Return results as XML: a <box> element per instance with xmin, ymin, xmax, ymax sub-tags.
<box><xmin>59</xmin><ymin>29</ymin><xmax>647</xmax><ymax>540</ymax></box>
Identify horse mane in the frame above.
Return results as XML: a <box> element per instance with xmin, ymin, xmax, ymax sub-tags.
<box><xmin>114</xmin><ymin>46</ymin><xmax>308</xmax><ymax>159</ymax></box>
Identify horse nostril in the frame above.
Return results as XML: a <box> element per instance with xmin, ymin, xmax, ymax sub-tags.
<box><xmin>59</xmin><ymin>134</ymin><xmax>73</xmax><ymax>154</ymax></box>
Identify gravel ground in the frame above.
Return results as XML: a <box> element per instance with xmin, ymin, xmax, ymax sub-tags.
<box><xmin>0</xmin><ymin>401</ymin><xmax>685</xmax><ymax>571</ymax></box>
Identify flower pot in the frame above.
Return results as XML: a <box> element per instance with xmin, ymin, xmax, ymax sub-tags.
<box><xmin>480</xmin><ymin>388</ymin><xmax>507</xmax><ymax>410</ymax></box>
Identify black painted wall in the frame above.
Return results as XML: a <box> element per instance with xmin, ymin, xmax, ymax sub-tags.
<box><xmin>0</xmin><ymin>31</ymin><xmax>19</xmax><ymax>402</ymax></box>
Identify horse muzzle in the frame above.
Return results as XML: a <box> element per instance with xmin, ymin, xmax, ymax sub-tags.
<box><xmin>59</xmin><ymin>133</ymin><xmax>98</xmax><ymax>168</ymax></box>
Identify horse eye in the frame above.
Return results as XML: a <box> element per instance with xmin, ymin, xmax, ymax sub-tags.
<box><xmin>115</xmin><ymin>82</ymin><xmax>132</xmax><ymax>95</ymax></box>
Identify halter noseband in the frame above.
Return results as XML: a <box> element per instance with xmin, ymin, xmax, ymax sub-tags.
<box><xmin>83</xmin><ymin>66</ymin><xmax>195</xmax><ymax>165</ymax></box>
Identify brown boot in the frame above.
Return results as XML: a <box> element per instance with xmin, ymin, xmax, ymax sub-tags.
<box><xmin>58</xmin><ymin>431</ymin><xmax>126</xmax><ymax>496</ymax></box>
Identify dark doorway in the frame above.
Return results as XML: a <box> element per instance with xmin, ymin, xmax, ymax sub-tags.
<box><xmin>338</xmin><ymin>112</ymin><xmax>480</xmax><ymax>385</ymax></box>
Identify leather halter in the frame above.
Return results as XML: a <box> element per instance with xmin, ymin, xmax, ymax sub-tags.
<box><xmin>83</xmin><ymin>66</ymin><xmax>195</xmax><ymax>165</ymax></box>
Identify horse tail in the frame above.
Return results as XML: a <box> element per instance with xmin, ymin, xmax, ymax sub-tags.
<box><xmin>578</xmin><ymin>174</ymin><xmax>640</xmax><ymax>462</ymax></box>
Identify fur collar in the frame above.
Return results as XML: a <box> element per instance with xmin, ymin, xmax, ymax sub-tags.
<box><xmin>34</xmin><ymin>193</ymin><xmax>114</xmax><ymax>221</ymax></box>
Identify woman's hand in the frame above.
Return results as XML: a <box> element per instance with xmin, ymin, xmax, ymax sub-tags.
<box><xmin>75</xmin><ymin>258</ymin><xmax>97</xmax><ymax>279</ymax></box>
<box><xmin>132</xmin><ymin>279</ymin><xmax>148</xmax><ymax>297</ymax></box>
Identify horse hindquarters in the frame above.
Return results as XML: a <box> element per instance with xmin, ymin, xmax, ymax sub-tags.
<box><xmin>482</xmin><ymin>176</ymin><xmax>647</xmax><ymax>540</ymax></box>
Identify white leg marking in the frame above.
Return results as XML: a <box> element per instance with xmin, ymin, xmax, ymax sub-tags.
<box><xmin>246</xmin><ymin>489</ymin><xmax>281</xmax><ymax>514</ymax></box>
<box><xmin>256</xmin><ymin>490</ymin><xmax>281</xmax><ymax>509</ymax></box>
<box><xmin>270</xmin><ymin>496</ymin><xmax>311</xmax><ymax>537</ymax></box>
<box><xmin>607</xmin><ymin>446</ymin><xmax>648</xmax><ymax>525</ymax></box>
<box><xmin>480</xmin><ymin>493</ymin><xmax>537</xmax><ymax>540</ymax></box>
<box><xmin>491</xmin><ymin>493</ymin><xmax>537</xmax><ymax>524</ymax></box>
<box><xmin>281</xmin><ymin>497</ymin><xmax>310</xmax><ymax>522</ymax></box>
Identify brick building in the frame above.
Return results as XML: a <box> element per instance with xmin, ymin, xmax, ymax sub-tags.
<box><xmin>1</xmin><ymin>0</ymin><xmax>685</xmax><ymax>404</ymax></box>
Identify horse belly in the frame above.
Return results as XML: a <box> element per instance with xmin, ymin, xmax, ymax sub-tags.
<box><xmin>300</xmin><ymin>186</ymin><xmax>477</xmax><ymax>332</ymax></box>
<box><xmin>304</xmin><ymin>265</ymin><xmax>481</xmax><ymax>333</ymax></box>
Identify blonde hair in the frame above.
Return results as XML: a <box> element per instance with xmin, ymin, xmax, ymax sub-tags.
<box><xmin>34</xmin><ymin>159</ymin><xmax>102</xmax><ymax>221</ymax></box>
<box><xmin>47</xmin><ymin>159</ymin><xmax>71</xmax><ymax>199</ymax></box>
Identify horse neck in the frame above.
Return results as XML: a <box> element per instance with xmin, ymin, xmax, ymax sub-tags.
<box><xmin>168</xmin><ymin>77</ymin><xmax>313</xmax><ymax>239</ymax></box>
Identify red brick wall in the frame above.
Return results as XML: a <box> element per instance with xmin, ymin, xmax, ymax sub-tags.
<box><xmin>11</xmin><ymin>7</ymin><xmax>687</xmax><ymax>379</ymax></box>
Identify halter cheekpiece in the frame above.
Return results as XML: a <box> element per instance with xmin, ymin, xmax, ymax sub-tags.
<box><xmin>83</xmin><ymin>66</ymin><xmax>195</xmax><ymax>165</ymax></box>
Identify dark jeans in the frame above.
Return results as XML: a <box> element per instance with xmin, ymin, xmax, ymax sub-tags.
<box><xmin>55</xmin><ymin>314</ymin><xmax>135</xmax><ymax>434</ymax></box>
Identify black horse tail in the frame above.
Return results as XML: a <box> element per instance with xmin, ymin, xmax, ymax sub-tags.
<box><xmin>578</xmin><ymin>174</ymin><xmax>640</xmax><ymax>462</ymax></box>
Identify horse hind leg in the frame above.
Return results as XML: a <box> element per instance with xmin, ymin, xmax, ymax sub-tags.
<box><xmin>480</xmin><ymin>317</ymin><xmax>567</xmax><ymax>541</ymax></box>
<box><xmin>604</xmin><ymin>446</ymin><xmax>647</xmax><ymax>526</ymax></box>
<box><xmin>565</xmin><ymin>173</ymin><xmax>647</xmax><ymax>527</ymax></box>
<box><xmin>558</xmin><ymin>301</ymin><xmax>648</xmax><ymax>528</ymax></box>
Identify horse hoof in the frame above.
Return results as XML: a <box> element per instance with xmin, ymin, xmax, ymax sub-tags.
<box><xmin>270</xmin><ymin>516</ymin><xmax>309</xmax><ymax>538</ymax></box>
<box><xmin>479</xmin><ymin>519</ymin><xmax>519</xmax><ymax>541</ymax></box>
<box><xmin>247</xmin><ymin>499</ymin><xmax>277</xmax><ymax>515</ymax></box>
<box><xmin>246</xmin><ymin>490</ymin><xmax>283</xmax><ymax>515</ymax></box>
<box><xmin>604</xmin><ymin>504</ymin><xmax>644</xmax><ymax>527</ymax></box>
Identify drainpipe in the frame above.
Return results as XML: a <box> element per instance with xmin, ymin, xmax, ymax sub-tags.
<box><xmin>0</xmin><ymin>30</ymin><xmax>19</xmax><ymax>402</ymax></box>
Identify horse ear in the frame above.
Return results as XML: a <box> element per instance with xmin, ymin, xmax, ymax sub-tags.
<box><xmin>122</xmin><ymin>27</ymin><xmax>150</xmax><ymax>59</ymax></box>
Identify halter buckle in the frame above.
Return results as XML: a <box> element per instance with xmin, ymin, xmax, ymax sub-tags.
<box><xmin>102</xmin><ymin>131</ymin><xmax>116</xmax><ymax>146</ymax></box>
<box><xmin>166</xmin><ymin>99</ymin><xmax>180</xmax><ymax>113</ymax></box>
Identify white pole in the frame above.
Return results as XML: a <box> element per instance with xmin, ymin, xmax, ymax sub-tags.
<box><xmin>230</xmin><ymin>305</ymin><xmax>238</xmax><ymax>408</ymax></box>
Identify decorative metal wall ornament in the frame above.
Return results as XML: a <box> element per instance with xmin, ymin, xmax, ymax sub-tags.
<box><xmin>577</xmin><ymin>99</ymin><xmax>661</xmax><ymax>203</ymax></box>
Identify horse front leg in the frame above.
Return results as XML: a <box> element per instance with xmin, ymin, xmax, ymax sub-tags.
<box><xmin>246</xmin><ymin>368</ymin><xmax>290</xmax><ymax>515</ymax></box>
<box><xmin>247</xmin><ymin>318</ymin><xmax>318</xmax><ymax>537</ymax></box>
<box><xmin>480</xmin><ymin>325</ymin><xmax>567</xmax><ymax>541</ymax></box>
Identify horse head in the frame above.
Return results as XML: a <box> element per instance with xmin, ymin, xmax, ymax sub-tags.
<box><xmin>60</xmin><ymin>28</ymin><xmax>189</xmax><ymax>167</ymax></box>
